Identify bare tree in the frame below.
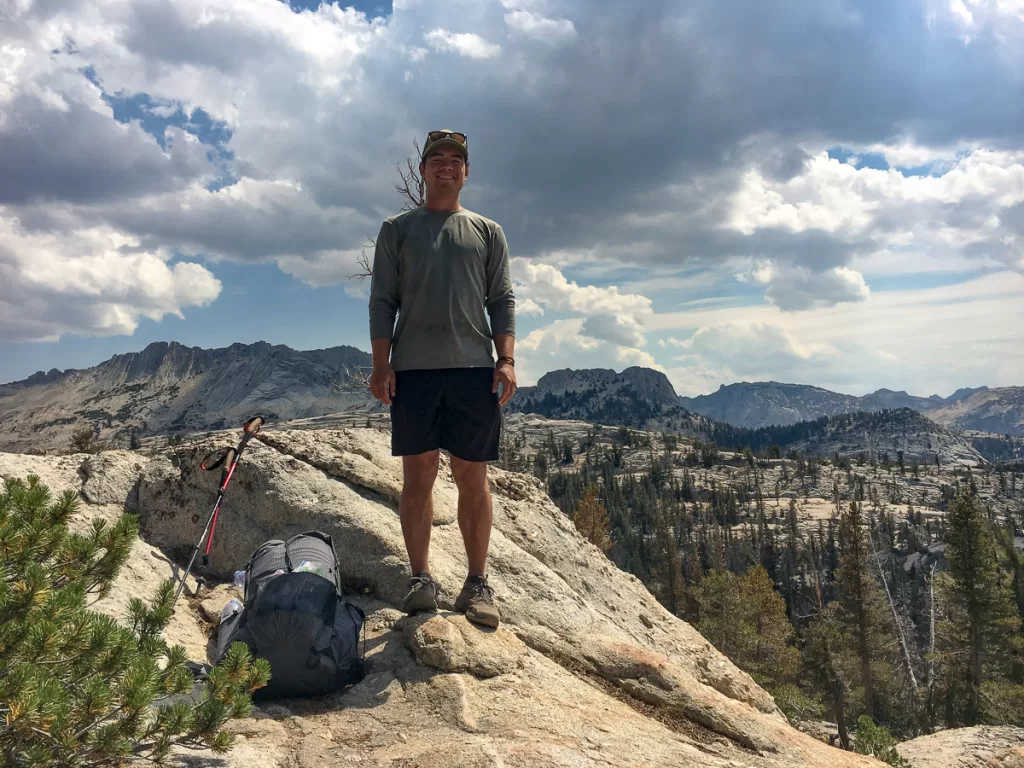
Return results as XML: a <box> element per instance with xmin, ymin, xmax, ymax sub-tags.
<box><xmin>345</xmin><ymin>240</ymin><xmax>375</xmax><ymax>282</ymax></box>
<box><xmin>394</xmin><ymin>138</ymin><xmax>426</xmax><ymax>211</ymax></box>
<box><xmin>347</xmin><ymin>138</ymin><xmax>425</xmax><ymax>282</ymax></box>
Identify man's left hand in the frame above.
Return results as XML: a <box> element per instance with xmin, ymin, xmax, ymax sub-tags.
<box><xmin>493</xmin><ymin>361</ymin><xmax>517</xmax><ymax>406</ymax></box>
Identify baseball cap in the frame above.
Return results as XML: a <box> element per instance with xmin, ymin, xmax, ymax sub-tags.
<box><xmin>422</xmin><ymin>129</ymin><xmax>469</xmax><ymax>162</ymax></box>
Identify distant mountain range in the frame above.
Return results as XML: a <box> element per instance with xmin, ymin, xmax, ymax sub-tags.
<box><xmin>706</xmin><ymin>408</ymin><xmax>983</xmax><ymax>466</ymax></box>
<box><xmin>509</xmin><ymin>368</ymin><xmax>986</xmax><ymax>464</ymax></box>
<box><xmin>0</xmin><ymin>341</ymin><xmax>375</xmax><ymax>453</ymax></box>
<box><xmin>2</xmin><ymin>342</ymin><xmax>1019</xmax><ymax>462</ymax></box>
<box><xmin>678</xmin><ymin>381</ymin><xmax>1024</xmax><ymax>435</ymax></box>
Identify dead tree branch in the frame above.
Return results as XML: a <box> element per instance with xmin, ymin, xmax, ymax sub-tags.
<box><xmin>394</xmin><ymin>138</ymin><xmax>425</xmax><ymax>212</ymax></box>
<box><xmin>348</xmin><ymin>138</ymin><xmax>425</xmax><ymax>282</ymax></box>
<box><xmin>874</xmin><ymin>544</ymin><xmax>920</xmax><ymax>693</ymax></box>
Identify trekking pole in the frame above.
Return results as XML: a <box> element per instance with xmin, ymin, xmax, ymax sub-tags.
<box><xmin>172</xmin><ymin>416</ymin><xmax>264</xmax><ymax>608</ymax></box>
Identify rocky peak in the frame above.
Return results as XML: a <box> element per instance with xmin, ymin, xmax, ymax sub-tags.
<box><xmin>619</xmin><ymin>366</ymin><xmax>680</xmax><ymax>406</ymax></box>
<box><xmin>945</xmin><ymin>386</ymin><xmax>990</xmax><ymax>403</ymax></box>
<box><xmin>531</xmin><ymin>366</ymin><xmax>680</xmax><ymax>407</ymax></box>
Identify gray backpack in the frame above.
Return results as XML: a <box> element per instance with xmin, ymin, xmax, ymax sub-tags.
<box><xmin>216</xmin><ymin>531</ymin><xmax>365</xmax><ymax>699</ymax></box>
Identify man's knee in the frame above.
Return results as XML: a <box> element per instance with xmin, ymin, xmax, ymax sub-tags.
<box><xmin>402</xmin><ymin>450</ymin><xmax>440</xmax><ymax>497</ymax></box>
<box><xmin>450</xmin><ymin>455</ymin><xmax>488</xmax><ymax>493</ymax></box>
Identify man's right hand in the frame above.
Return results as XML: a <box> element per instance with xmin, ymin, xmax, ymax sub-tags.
<box><xmin>370</xmin><ymin>363</ymin><xmax>397</xmax><ymax>406</ymax></box>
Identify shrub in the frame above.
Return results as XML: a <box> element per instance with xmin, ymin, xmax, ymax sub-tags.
<box><xmin>69</xmin><ymin>427</ymin><xmax>99</xmax><ymax>455</ymax></box>
<box><xmin>0</xmin><ymin>475</ymin><xmax>270</xmax><ymax>766</ymax></box>
<box><xmin>853</xmin><ymin>715</ymin><xmax>910</xmax><ymax>767</ymax></box>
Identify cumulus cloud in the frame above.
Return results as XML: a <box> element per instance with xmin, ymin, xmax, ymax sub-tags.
<box><xmin>0</xmin><ymin>218</ymin><xmax>221</xmax><ymax>342</ymax></box>
<box><xmin>654</xmin><ymin>271</ymin><xmax>1024</xmax><ymax>396</ymax></box>
<box><xmin>0</xmin><ymin>67</ymin><xmax>215</xmax><ymax>206</ymax></box>
<box><xmin>510</xmin><ymin>258</ymin><xmax>654</xmax><ymax>345</ymax></box>
<box><xmin>739</xmin><ymin>262</ymin><xmax>871</xmax><ymax>311</ymax></box>
<box><xmin>424</xmin><ymin>29</ymin><xmax>501</xmax><ymax>58</ymax></box>
<box><xmin>616</xmin><ymin>346</ymin><xmax>662</xmax><ymax>370</ymax></box>
<box><xmin>504</xmin><ymin>10</ymin><xmax>577</xmax><ymax>43</ymax></box>
<box><xmin>727</xmin><ymin>149</ymin><xmax>1024</xmax><ymax>286</ymax></box>
<box><xmin>673</xmin><ymin>322</ymin><xmax>837</xmax><ymax>374</ymax></box>
<box><xmin>580</xmin><ymin>314</ymin><xmax>646</xmax><ymax>347</ymax></box>
<box><xmin>512</xmin><ymin>260</ymin><xmax>653</xmax><ymax>318</ymax></box>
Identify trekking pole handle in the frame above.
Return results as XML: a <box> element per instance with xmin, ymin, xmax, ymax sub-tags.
<box><xmin>219</xmin><ymin>448</ymin><xmax>237</xmax><ymax>488</ymax></box>
<box><xmin>244</xmin><ymin>416</ymin><xmax>264</xmax><ymax>435</ymax></box>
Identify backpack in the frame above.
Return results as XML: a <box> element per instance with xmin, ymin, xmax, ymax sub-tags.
<box><xmin>216</xmin><ymin>530</ymin><xmax>365</xmax><ymax>700</ymax></box>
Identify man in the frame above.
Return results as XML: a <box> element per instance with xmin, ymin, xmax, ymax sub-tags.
<box><xmin>368</xmin><ymin>129</ymin><xmax>516</xmax><ymax>628</ymax></box>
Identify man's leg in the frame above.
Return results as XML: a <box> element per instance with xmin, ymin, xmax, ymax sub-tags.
<box><xmin>450</xmin><ymin>454</ymin><xmax>499</xmax><ymax>627</ymax></box>
<box><xmin>449</xmin><ymin>455</ymin><xmax>492</xmax><ymax>577</ymax></box>
<box><xmin>400</xmin><ymin>450</ymin><xmax>440</xmax><ymax>575</ymax></box>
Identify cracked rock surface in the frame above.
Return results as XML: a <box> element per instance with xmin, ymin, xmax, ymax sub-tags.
<box><xmin>1</xmin><ymin>428</ymin><xmax>886</xmax><ymax>767</ymax></box>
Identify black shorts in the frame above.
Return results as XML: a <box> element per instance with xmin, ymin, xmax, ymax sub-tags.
<box><xmin>389</xmin><ymin>367</ymin><xmax>501</xmax><ymax>462</ymax></box>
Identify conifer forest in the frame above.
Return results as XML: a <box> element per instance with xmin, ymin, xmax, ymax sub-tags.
<box><xmin>498</xmin><ymin>416</ymin><xmax>1024</xmax><ymax>745</ymax></box>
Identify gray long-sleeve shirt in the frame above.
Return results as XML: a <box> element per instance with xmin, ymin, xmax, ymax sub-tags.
<box><xmin>368</xmin><ymin>206</ymin><xmax>516</xmax><ymax>371</ymax></box>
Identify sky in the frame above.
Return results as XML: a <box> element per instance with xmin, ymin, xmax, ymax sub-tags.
<box><xmin>1</xmin><ymin>0</ymin><xmax>1023</xmax><ymax>398</ymax></box>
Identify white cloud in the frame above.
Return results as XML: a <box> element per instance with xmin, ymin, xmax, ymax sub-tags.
<box><xmin>652</xmin><ymin>271</ymin><xmax>1024</xmax><ymax>396</ymax></box>
<box><xmin>865</xmin><ymin>140</ymin><xmax>969</xmax><ymax>170</ymax></box>
<box><xmin>740</xmin><ymin>263</ymin><xmax>871</xmax><ymax>311</ymax></box>
<box><xmin>950</xmin><ymin>0</ymin><xmax>975</xmax><ymax>26</ymax></box>
<box><xmin>580</xmin><ymin>313</ymin><xmax>646</xmax><ymax>347</ymax></box>
<box><xmin>512</xmin><ymin>259</ymin><xmax>653</xmax><ymax>317</ymax></box>
<box><xmin>276</xmin><ymin>247</ymin><xmax>366</xmax><ymax>287</ymax></box>
<box><xmin>510</xmin><ymin>259</ymin><xmax>655</xmax><ymax>346</ymax></box>
<box><xmin>616</xmin><ymin>346</ymin><xmax>662</xmax><ymax>370</ymax></box>
<box><xmin>518</xmin><ymin>318</ymin><xmax>595</xmax><ymax>354</ymax></box>
<box><xmin>677</xmin><ymin>322</ymin><xmax>837</xmax><ymax>373</ymax></box>
<box><xmin>517</xmin><ymin>297</ymin><xmax>545</xmax><ymax>316</ymax></box>
<box><xmin>504</xmin><ymin>10</ymin><xmax>577</xmax><ymax>43</ymax></box>
<box><xmin>727</xmin><ymin>149</ymin><xmax>1024</xmax><ymax>280</ymax></box>
<box><xmin>0</xmin><ymin>217</ymin><xmax>221</xmax><ymax>342</ymax></box>
<box><xmin>424</xmin><ymin>29</ymin><xmax>501</xmax><ymax>58</ymax></box>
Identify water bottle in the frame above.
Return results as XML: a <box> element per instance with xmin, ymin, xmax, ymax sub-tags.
<box><xmin>233</xmin><ymin>570</ymin><xmax>246</xmax><ymax>595</ymax></box>
<box><xmin>220</xmin><ymin>598</ymin><xmax>243</xmax><ymax>624</ymax></box>
<box><xmin>294</xmin><ymin>560</ymin><xmax>326</xmax><ymax>578</ymax></box>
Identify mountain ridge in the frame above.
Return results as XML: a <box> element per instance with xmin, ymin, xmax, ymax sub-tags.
<box><xmin>678</xmin><ymin>380</ymin><xmax>1016</xmax><ymax>432</ymax></box>
<box><xmin>0</xmin><ymin>340</ymin><xmax>375</xmax><ymax>453</ymax></box>
<box><xmin>3</xmin><ymin>340</ymin><xmax>1018</xmax><ymax>457</ymax></box>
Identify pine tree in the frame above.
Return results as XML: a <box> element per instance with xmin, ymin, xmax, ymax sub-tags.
<box><xmin>835</xmin><ymin>500</ymin><xmax>891</xmax><ymax>719</ymax></box>
<box><xmin>696</xmin><ymin>568</ymin><xmax>745</xmax><ymax>660</ymax></box>
<box><xmin>804</xmin><ymin>604</ymin><xmax>852</xmax><ymax>749</ymax></box>
<box><xmin>0</xmin><ymin>475</ymin><xmax>270</xmax><ymax>767</ymax></box>
<box><xmin>69</xmin><ymin>427</ymin><xmax>99</xmax><ymax>455</ymax></box>
<box><xmin>573</xmin><ymin>485</ymin><xmax>613</xmax><ymax>553</ymax></box>
<box><xmin>652</xmin><ymin>500</ymin><xmax>686</xmax><ymax>615</ymax></box>
<box><xmin>940</xmin><ymin>488</ymin><xmax>1021</xmax><ymax>724</ymax></box>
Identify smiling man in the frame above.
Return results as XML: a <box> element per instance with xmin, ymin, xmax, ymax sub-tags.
<box><xmin>368</xmin><ymin>129</ymin><xmax>517</xmax><ymax>628</ymax></box>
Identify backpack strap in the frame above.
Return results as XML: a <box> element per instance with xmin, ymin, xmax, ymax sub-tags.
<box><xmin>334</xmin><ymin>601</ymin><xmax>367</xmax><ymax>686</ymax></box>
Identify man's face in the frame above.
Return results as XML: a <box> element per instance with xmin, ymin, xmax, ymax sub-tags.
<box><xmin>421</xmin><ymin>147</ymin><xmax>469</xmax><ymax>196</ymax></box>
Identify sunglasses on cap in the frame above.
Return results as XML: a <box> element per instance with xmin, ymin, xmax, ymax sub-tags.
<box><xmin>427</xmin><ymin>130</ymin><xmax>468</xmax><ymax>145</ymax></box>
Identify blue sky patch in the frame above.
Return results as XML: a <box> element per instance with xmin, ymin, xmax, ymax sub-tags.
<box><xmin>826</xmin><ymin>147</ymin><xmax>889</xmax><ymax>171</ymax></box>
<box><xmin>286</xmin><ymin>0</ymin><xmax>392</xmax><ymax>17</ymax></box>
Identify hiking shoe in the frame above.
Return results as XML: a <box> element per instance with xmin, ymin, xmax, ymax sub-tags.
<box><xmin>454</xmin><ymin>575</ymin><xmax>500</xmax><ymax>628</ymax></box>
<box><xmin>402</xmin><ymin>572</ymin><xmax>446</xmax><ymax>615</ymax></box>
